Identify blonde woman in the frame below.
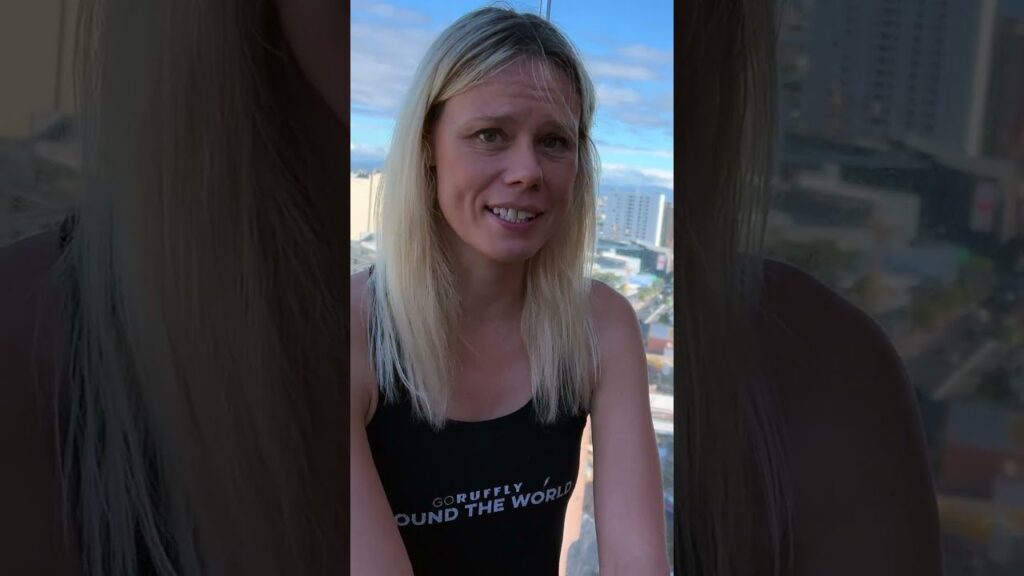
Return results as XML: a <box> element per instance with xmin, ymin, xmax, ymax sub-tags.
<box><xmin>1</xmin><ymin>1</ymin><xmax>349</xmax><ymax>575</ymax></box>
<box><xmin>350</xmin><ymin>7</ymin><xmax>669</xmax><ymax>576</ymax></box>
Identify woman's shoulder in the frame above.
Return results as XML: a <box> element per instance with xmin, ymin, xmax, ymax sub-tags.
<box><xmin>588</xmin><ymin>278</ymin><xmax>638</xmax><ymax>334</ymax></box>
<box><xmin>586</xmin><ymin>279</ymin><xmax>646</xmax><ymax>394</ymax></box>
<box><xmin>758</xmin><ymin>256</ymin><xmax>919</xmax><ymax>447</ymax></box>
<box><xmin>349</xmin><ymin>267</ymin><xmax>374</xmax><ymax>349</ymax></box>
<box><xmin>350</xmin><ymin>267</ymin><xmax>371</xmax><ymax>309</ymax></box>
<box><xmin>759</xmin><ymin>258</ymin><xmax>916</xmax><ymax>404</ymax></box>
<box><xmin>760</xmin><ymin>258</ymin><xmax>901</xmax><ymax>369</ymax></box>
<box><xmin>758</xmin><ymin>258</ymin><xmax>942</xmax><ymax>574</ymax></box>
<box><xmin>349</xmin><ymin>268</ymin><xmax>377</xmax><ymax>423</ymax></box>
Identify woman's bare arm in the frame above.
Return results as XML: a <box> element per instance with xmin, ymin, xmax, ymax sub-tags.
<box><xmin>349</xmin><ymin>271</ymin><xmax>415</xmax><ymax>576</ymax></box>
<box><xmin>589</xmin><ymin>281</ymin><xmax>670</xmax><ymax>575</ymax></box>
<box><xmin>559</xmin><ymin>417</ymin><xmax>591</xmax><ymax>575</ymax></box>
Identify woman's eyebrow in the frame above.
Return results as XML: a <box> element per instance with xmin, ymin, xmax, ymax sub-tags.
<box><xmin>464</xmin><ymin>113</ymin><xmax>517</xmax><ymax>125</ymax></box>
<box><xmin>462</xmin><ymin>114</ymin><xmax>577</xmax><ymax>133</ymax></box>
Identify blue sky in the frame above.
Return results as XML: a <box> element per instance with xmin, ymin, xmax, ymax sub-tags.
<box><xmin>350</xmin><ymin>0</ymin><xmax>674</xmax><ymax>194</ymax></box>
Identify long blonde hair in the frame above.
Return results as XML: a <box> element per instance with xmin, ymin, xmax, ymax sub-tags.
<box><xmin>679</xmin><ymin>0</ymin><xmax>792</xmax><ymax>574</ymax></box>
<box><xmin>369</xmin><ymin>7</ymin><xmax>599</xmax><ymax>428</ymax></box>
<box><xmin>56</xmin><ymin>0</ymin><xmax>347</xmax><ymax>574</ymax></box>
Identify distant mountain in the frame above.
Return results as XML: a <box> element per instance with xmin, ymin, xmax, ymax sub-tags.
<box><xmin>346</xmin><ymin>166</ymin><xmax>673</xmax><ymax>200</ymax></box>
<box><xmin>350</xmin><ymin>159</ymin><xmax>384</xmax><ymax>172</ymax></box>
<box><xmin>598</xmin><ymin>184</ymin><xmax>673</xmax><ymax>200</ymax></box>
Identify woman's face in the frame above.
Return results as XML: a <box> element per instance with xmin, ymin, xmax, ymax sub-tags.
<box><xmin>276</xmin><ymin>0</ymin><xmax>346</xmax><ymax>120</ymax></box>
<box><xmin>430</xmin><ymin>59</ymin><xmax>580</xmax><ymax>266</ymax></box>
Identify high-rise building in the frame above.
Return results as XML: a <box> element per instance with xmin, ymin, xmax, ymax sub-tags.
<box><xmin>778</xmin><ymin>0</ymin><xmax>815</xmax><ymax>132</ymax></box>
<box><xmin>350</xmin><ymin>171</ymin><xmax>382</xmax><ymax>241</ymax></box>
<box><xmin>659</xmin><ymin>201</ymin><xmax>673</xmax><ymax>248</ymax></box>
<box><xmin>793</xmin><ymin>0</ymin><xmax>997</xmax><ymax>156</ymax></box>
<box><xmin>982</xmin><ymin>8</ymin><xmax>1024</xmax><ymax>162</ymax></box>
<box><xmin>597</xmin><ymin>189</ymin><xmax>666</xmax><ymax>246</ymax></box>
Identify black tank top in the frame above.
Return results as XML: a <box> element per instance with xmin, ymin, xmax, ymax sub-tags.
<box><xmin>366</xmin><ymin>386</ymin><xmax>588</xmax><ymax>575</ymax></box>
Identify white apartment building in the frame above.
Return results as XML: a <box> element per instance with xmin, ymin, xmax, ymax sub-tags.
<box><xmin>794</xmin><ymin>0</ymin><xmax>997</xmax><ymax>156</ymax></box>
<box><xmin>597</xmin><ymin>190</ymin><xmax>666</xmax><ymax>246</ymax></box>
<box><xmin>350</xmin><ymin>171</ymin><xmax>382</xmax><ymax>241</ymax></box>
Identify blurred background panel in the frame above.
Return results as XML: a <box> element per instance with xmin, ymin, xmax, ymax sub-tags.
<box><xmin>772</xmin><ymin>0</ymin><xmax>1024</xmax><ymax>572</ymax></box>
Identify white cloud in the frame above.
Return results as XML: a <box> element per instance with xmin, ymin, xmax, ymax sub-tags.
<box><xmin>652</xmin><ymin>92</ymin><xmax>673</xmax><ymax>114</ymax></box>
<box><xmin>601</xmin><ymin>164</ymin><xmax>674</xmax><ymax>190</ymax></box>
<box><xmin>594</xmin><ymin>85</ymin><xmax>672</xmax><ymax>132</ymax></box>
<box><xmin>350</xmin><ymin>22</ymin><xmax>435</xmax><ymax>113</ymax></box>
<box><xmin>350</xmin><ymin>20</ymin><xmax>673</xmax><ymax>139</ymax></box>
<box><xmin>595</xmin><ymin>84</ymin><xmax>643</xmax><ymax>107</ymax></box>
<box><xmin>350</xmin><ymin>142</ymin><xmax>386</xmax><ymax>153</ymax></box>
<box><xmin>585</xmin><ymin>44</ymin><xmax>671</xmax><ymax>131</ymax></box>
<box><xmin>588</xmin><ymin>61</ymin><xmax>659</xmax><ymax>81</ymax></box>
<box><xmin>617</xmin><ymin>44</ymin><xmax>673</xmax><ymax>64</ymax></box>
<box><xmin>350</xmin><ymin>142</ymin><xmax>389</xmax><ymax>164</ymax></box>
<box><xmin>353</xmin><ymin>1</ymin><xmax>430</xmax><ymax>23</ymax></box>
<box><xmin>615</xmin><ymin>109</ymin><xmax>670</xmax><ymax>128</ymax></box>
<box><xmin>596</xmin><ymin>143</ymin><xmax>673</xmax><ymax>159</ymax></box>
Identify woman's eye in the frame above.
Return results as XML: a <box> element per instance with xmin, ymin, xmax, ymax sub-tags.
<box><xmin>542</xmin><ymin>135</ymin><xmax>570</xmax><ymax>150</ymax></box>
<box><xmin>477</xmin><ymin>129</ymin><xmax>502</xmax><ymax>144</ymax></box>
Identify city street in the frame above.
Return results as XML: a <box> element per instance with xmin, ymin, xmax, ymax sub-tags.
<box><xmin>904</xmin><ymin>279</ymin><xmax>1021</xmax><ymax>402</ymax></box>
<box><xmin>903</xmin><ymin>311</ymin><xmax>992</xmax><ymax>397</ymax></box>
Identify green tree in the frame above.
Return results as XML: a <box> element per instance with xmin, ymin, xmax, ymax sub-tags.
<box><xmin>637</xmin><ymin>284</ymin><xmax>659</xmax><ymax>302</ymax></box>
<box><xmin>910</xmin><ymin>294</ymin><xmax>942</xmax><ymax>331</ymax></box>
<box><xmin>764</xmin><ymin>237</ymin><xmax>859</xmax><ymax>289</ymax></box>
<box><xmin>593</xmin><ymin>272</ymin><xmax>625</xmax><ymax>293</ymax></box>
<box><xmin>975</xmin><ymin>367</ymin><xmax>1013</xmax><ymax>405</ymax></box>
<box><xmin>960</xmin><ymin>255</ymin><xmax>995</xmax><ymax>301</ymax></box>
<box><xmin>848</xmin><ymin>271</ymin><xmax>886</xmax><ymax>314</ymax></box>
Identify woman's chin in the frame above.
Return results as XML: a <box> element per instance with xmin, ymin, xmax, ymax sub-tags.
<box><xmin>482</xmin><ymin>247</ymin><xmax>540</xmax><ymax>265</ymax></box>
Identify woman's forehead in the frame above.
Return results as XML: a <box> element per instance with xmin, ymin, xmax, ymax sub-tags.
<box><xmin>443</xmin><ymin>59</ymin><xmax>580</xmax><ymax>125</ymax></box>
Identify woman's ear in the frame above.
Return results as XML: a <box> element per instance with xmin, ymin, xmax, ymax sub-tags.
<box><xmin>423</xmin><ymin>103</ymin><xmax>443</xmax><ymax>168</ymax></box>
<box><xmin>424</xmin><ymin>140</ymin><xmax>435</xmax><ymax>167</ymax></box>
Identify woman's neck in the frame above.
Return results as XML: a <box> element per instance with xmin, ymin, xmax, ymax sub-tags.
<box><xmin>449</xmin><ymin>245</ymin><xmax>527</xmax><ymax>325</ymax></box>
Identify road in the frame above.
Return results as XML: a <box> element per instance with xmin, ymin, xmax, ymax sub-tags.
<box><xmin>635</xmin><ymin>286</ymin><xmax>672</xmax><ymax>326</ymax></box>
<box><xmin>902</xmin><ymin>311</ymin><xmax>986</xmax><ymax>395</ymax></box>
<box><xmin>903</xmin><ymin>288</ymin><xmax>1019</xmax><ymax>400</ymax></box>
<box><xmin>932</xmin><ymin>339</ymin><xmax>1007</xmax><ymax>400</ymax></box>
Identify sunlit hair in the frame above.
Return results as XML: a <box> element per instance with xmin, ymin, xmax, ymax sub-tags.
<box><xmin>679</xmin><ymin>0</ymin><xmax>792</xmax><ymax>575</ymax></box>
<box><xmin>368</xmin><ymin>7</ymin><xmax>599</xmax><ymax>428</ymax></box>
<box><xmin>55</xmin><ymin>0</ymin><xmax>347</xmax><ymax>574</ymax></box>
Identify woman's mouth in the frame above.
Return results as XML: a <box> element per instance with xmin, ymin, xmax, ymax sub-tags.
<box><xmin>488</xmin><ymin>206</ymin><xmax>540</xmax><ymax>224</ymax></box>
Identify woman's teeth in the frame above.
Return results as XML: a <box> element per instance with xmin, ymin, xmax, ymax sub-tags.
<box><xmin>491</xmin><ymin>207</ymin><xmax>536</xmax><ymax>224</ymax></box>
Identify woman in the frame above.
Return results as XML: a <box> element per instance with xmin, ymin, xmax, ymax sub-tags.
<box><xmin>2</xmin><ymin>1</ymin><xmax>349</xmax><ymax>574</ymax></box>
<box><xmin>350</xmin><ymin>7</ymin><xmax>669</xmax><ymax>576</ymax></box>
<box><xmin>679</xmin><ymin>0</ymin><xmax>943</xmax><ymax>575</ymax></box>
